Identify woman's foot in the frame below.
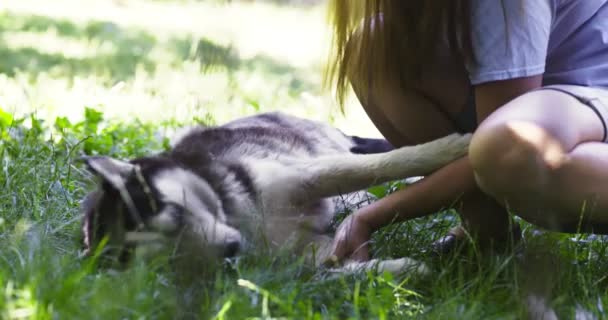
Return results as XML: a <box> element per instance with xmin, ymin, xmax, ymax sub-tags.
<box><xmin>431</xmin><ymin>223</ymin><xmax>522</xmax><ymax>256</ymax></box>
<box><xmin>431</xmin><ymin>226</ymin><xmax>467</xmax><ymax>255</ymax></box>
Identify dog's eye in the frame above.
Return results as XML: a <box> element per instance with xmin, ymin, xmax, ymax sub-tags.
<box><xmin>145</xmin><ymin>202</ymin><xmax>185</xmax><ymax>234</ymax></box>
<box><xmin>163</xmin><ymin>202</ymin><xmax>185</xmax><ymax>220</ymax></box>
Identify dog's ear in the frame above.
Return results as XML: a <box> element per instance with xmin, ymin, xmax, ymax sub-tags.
<box><xmin>82</xmin><ymin>156</ymin><xmax>134</xmax><ymax>189</ymax></box>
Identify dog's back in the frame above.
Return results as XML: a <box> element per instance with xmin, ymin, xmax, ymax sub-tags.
<box><xmin>171</xmin><ymin>112</ymin><xmax>391</xmax><ymax>162</ymax></box>
<box><xmin>170</xmin><ymin>112</ymin><xmax>394</xmax><ymax>248</ymax></box>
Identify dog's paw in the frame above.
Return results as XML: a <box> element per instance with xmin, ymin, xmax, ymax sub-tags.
<box><xmin>329</xmin><ymin>257</ymin><xmax>430</xmax><ymax>277</ymax></box>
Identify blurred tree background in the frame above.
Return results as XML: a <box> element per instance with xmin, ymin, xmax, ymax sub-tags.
<box><xmin>0</xmin><ymin>0</ymin><xmax>378</xmax><ymax>136</ymax></box>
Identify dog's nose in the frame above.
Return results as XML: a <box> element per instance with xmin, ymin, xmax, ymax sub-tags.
<box><xmin>223</xmin><ymin>240</ymin><xmax>240</xmax><ymax>257</ymax></box>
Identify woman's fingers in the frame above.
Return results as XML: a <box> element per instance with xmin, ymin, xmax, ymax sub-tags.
<box><xmin>329</xmin><ymin>214</ymin><xmax>372</xmax><ymax>263</ymax></box>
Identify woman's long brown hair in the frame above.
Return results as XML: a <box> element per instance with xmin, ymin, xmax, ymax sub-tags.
<box><xmin>325</xmin><ymin>0</ymin><xmax>474</xmax><ymax>108</ymax></box>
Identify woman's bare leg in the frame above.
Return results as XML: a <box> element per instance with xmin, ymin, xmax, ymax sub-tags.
<box><xmin>349</xmin><ymin>64</ymin><xmax>513</xmax><ymax>247</ymax></box>
<box><xmin>470</xmin><ymin>90</ymin><xmax>608</xmax><ymax>232</ymax></box>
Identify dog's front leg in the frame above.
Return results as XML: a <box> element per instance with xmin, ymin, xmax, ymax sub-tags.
<box><xmin>305</xmin><ymin>234</ymin><xmax>431</xmax><ymax>276</ymax></box>
<box><xmin>295</xmin><ymin>133</ymin><xmax>471</xmax><ymax>200</ymax></box>
<box><xmin>297</xmin><ymin>234</ymin><xmax>335</xmax><ymax>267</ymax></box>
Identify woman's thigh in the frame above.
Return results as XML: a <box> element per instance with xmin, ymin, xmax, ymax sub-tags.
<box><xmin>475</xmin><ymin>86</ymin><xmax>606</xmax><ymax>150</ymax></box>
<box><xmin>346</xmin><ymin>18</ymin><xmax>472</xmax><ymax>147</ymax></box>
<box><xmin>352</xmin><ymin>78</ymin><xmax>461</xmax><ymax>147</ymax></box>
<box><xmin>470</xmin><ymin>86</ymin><xmax>608</xmax><ymax>231</ymax></box>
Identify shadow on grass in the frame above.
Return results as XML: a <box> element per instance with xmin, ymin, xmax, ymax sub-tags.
<box><xmin>171</xmin><ymin>36</ymin><xmax>314</xmax><ymax>92</ymax></box>
<box><xmin>0</xmin><ymin>12</ymin><xmax>315</xmax><ymax>92</ymax></box>
<box><xmin>170</xmin><ymin>36</ymin><xmax>241</xmax><ymax>71</ymax></box>
<box><xmin>0</xmin><ymin>12</ymin><xmax>157</xmax><ymax>81</ymax></box>
<box><xmin>0</xmin><ymin>46</ymin><xmax>156</xmax><ymax>82</ymax></box>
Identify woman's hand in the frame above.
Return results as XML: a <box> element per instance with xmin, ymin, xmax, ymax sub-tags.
<box><xmin>329</xmin><ymin>213</ymin><xmax>373</xmax><ymax>263</ymax></box>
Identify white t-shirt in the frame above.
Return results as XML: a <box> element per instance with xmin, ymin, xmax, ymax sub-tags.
<box><xmin>467</xmin><ymin>0</ymin><xmax>608</xmax><ymax>88</ymax></box>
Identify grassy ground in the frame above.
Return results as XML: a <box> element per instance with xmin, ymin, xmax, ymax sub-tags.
<box><xmin>1</xmin><ymin>1</ymin><xmax>607</xmax><ymax>319</ymax></box>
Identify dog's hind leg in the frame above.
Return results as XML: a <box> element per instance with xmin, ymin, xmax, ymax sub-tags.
<box><xmin>294</xmin><ymin>133</ymin><xmax>471</xmax><ymax>200</ymax></box>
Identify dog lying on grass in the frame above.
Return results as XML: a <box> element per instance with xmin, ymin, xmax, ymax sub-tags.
<box><xmin>80</xmin><ymin>112</ymin><xmax>470</xmax><ymax>275</ymax></box>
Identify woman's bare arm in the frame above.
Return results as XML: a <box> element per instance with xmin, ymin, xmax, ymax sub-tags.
<box><xmin>331</xmin><ymin>76</ymin><xmax>543</xmax><ymax>261</ymax></box>
<box><xmin>330</xmin><ymin>156</ymin><xmax>476</xmax><ymax>261</ymax></box>
<box><xmin>355</xmin><ymin>156</ymin><xmax>474</xmax><ymax>230</ymax></box>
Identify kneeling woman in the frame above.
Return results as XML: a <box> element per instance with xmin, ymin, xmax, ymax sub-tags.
<box><xmin>327</xmin><ymin>0</ymin><xmax>608</xmax><ymax>260</ymax></box>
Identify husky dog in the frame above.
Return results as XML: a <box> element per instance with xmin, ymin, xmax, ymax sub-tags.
<box><xmin>81</xmin><ymin>112</ymin><xmax>470</xmax><ymax>271</ymax></box>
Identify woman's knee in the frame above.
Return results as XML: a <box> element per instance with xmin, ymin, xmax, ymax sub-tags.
<box><xmin>469</xmin><ymin>118</ymin><xmax>568</xmax><ymax>200</ymax></box>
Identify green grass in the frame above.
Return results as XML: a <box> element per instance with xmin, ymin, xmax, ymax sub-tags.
<box><xmin>1</xmin><ymin>1</ymin><xmax>608</xmax><ymax>319</ymax></box>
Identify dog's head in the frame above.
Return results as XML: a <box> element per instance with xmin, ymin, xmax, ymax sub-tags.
<box><xmin>80</xmin><ymin>156</ymin><xmax>243</xmax><ymax>264</ymax></box>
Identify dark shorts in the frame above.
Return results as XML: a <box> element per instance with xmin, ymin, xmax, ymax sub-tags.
<box><xmin>455</xmin><ymin>85</ymin><xmax>608</xmax><ymax>142</ymax></box>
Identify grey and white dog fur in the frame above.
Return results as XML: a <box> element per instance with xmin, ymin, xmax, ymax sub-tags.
<box><xmin>81</xmin><ymin>112</ymin><xmax>470</xmax><ymax>272</ymax></box>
